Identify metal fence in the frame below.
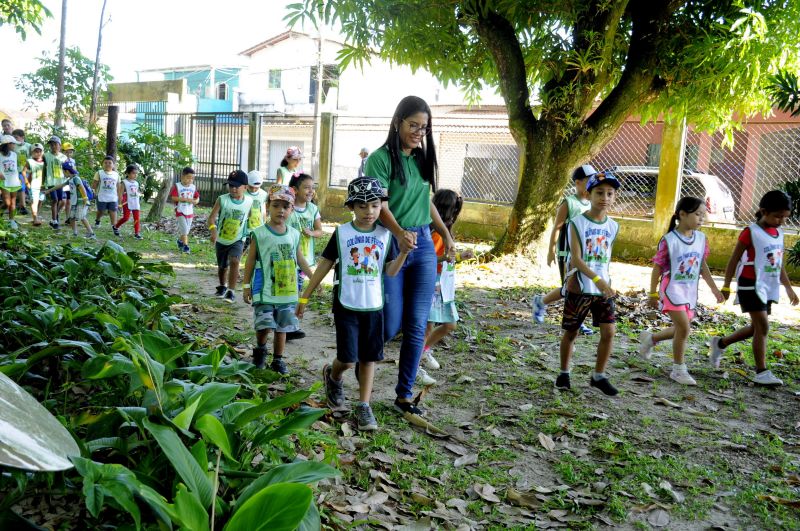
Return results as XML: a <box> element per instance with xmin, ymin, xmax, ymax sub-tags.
<box><xmin>110</xmin><ymin>107</ymin><xmax>800</xmax><ymax>229</ymax></box>
<box><xmin>330</xmin><ymin>115</ymin><xmax>519</xmax><ymax>204</ymax></box>
<box><xmin>588</xmin><ymin>120</ymin><xmax>800</xmax><ymax>230</ymax></box>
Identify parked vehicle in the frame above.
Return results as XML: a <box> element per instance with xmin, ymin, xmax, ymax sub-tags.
<box><xmin>604</xmin><ymin>166</ymin><xmax>736</xmax><ymax>222</ymax></box>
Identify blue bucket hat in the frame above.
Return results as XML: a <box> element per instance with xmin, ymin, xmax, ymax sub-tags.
<box><xmin>586</xmin><ymin>171</ymin><xmax>620</xmax><ymax>191</ymax></box>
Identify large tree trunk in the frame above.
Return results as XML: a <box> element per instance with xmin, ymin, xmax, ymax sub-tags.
<box><xmin>494</xmin><ymin>129</ymin><xmax>574</xmax><ymax>256</ymax></box>
<box><xmin>145</xmin><ymin>176</ymin><xmax>171</xmax><ymax>222</ymax></box>
<box><xmin>54</xmin><ymin>0</ymin><xmax>67</xmax><ymax>127</ymax></box>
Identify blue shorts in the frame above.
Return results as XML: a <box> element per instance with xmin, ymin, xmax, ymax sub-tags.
<box><xmin>19</xmin><ymin>175</ymin><xmax>27</xmax><ymax>192</ymax></box>
<box><xmin>97</xmin><ymin>201</ymin><xmax>118</xmax><ymax>212</ymax></box>
<box><xmin>49</xmin><ymin>189</ymin><xmax>64</xmax><ymax>202</ymax></box>
<box><xmin>253</xmin><ymin>303</ymin><xmax>299</xmax><ymax>332</ymax></box>
<box><xmin>333</xmin><ymin>305</ymin><xmax>384</xmax><ymax>364</ymax></box>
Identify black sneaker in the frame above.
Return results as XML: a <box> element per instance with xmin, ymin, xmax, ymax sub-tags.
<box><xmin>589</xmin><ymin>376</ymin><xmax>619</xmax><ymax>396</ymax></box>
<box><xmin>134</xmin><ymin>233</ymin><xmax>143</xmax><ymax>240</ymax></box>
<box><xmin>19</xmin><ymin>207</ymin><xmax>28</xmax><ymax>215</ymax></box>
<box><xmin>112</xmin><ymin>227</ymin><xmax>120</xmax><ymax>236</ymax></box>
<box><xmin>95</xmin><ymin>219</ymin><xmax>101</xmax><ymax>227</ymax></box>
<box><xmin>394</xmin><ymin>398</ymin><xmax>425</xmax><ymax>416</ymax></box>
<box><xmin>270</xmin><ymin>357</ymin><xmax>289</xmax><ymax>375</ymax></box>
<box><xmin>176</xmin><ymin>239</ymin><xmax>184</xmax><ymax>251</ymax></box>
<box><xmin>214</xmin><ymin>285</ymin><xmax>227</xmax><ymax>297</ymax></box>
<box><xmin>323</xmin><ymin>364</ymin><xmax>345</xmax><ymax>410</ymax></box>
<box><xmin>223</xmin><ymin>290</ymin><xmax>235</xmax><ymax>303</ymax></box>
<box><xmin>286</xmin><ymin>329</ymin><xmax>306</xmax><ymax>341</ymax></box>
<box><xmin>252</xmin><ymin>346</ymin><xmax>267</xmax><ymax>369</ymax></box>
<box><xmin>555</xmin><ymin>373</ymin><xmax>571</xmax><ymax>390</ymax></box>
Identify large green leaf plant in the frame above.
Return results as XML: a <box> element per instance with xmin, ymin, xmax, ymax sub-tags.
<box><xmin>0</xmin><ymin>228</ymin><xmax>338</xmax><ymax>529</ymax></box>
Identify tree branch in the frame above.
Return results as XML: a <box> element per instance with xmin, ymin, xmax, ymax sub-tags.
<box><xmin>571</xmin><ymin>0</ymin><xmax>674</xmax><ymax>159</ymax></box>
<box><xmin>471</xmin><ymin>9</ymin><xmax>537</xmax><ymax>142</ymax></box>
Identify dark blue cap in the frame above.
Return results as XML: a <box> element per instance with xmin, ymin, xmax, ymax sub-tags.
<box><xmin>586</xmin><ymin>171</ymin><xmax>620</xmax><ymax>191</ymax></box>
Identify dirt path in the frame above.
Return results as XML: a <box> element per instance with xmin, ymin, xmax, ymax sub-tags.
<box><xmin>165</xmin><ymin>247</ymin><xmax>800</xmax><ymax>530</ymax></box>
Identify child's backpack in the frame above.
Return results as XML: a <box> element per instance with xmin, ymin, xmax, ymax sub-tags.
<box><xmin>82</xmin><ymin>178</ymin><xmax>95</xmax><ymax>201</ymax></box>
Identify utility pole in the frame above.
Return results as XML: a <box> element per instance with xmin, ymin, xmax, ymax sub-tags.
<box><xmin>310</xmin><ymin>27</ymin><xmax>324</xmax><ymax>179</ymax></box>
<box><xmin>54</xmin><ymin>0</ymin><xmax>68</xmax><ymax>128</ymax></box>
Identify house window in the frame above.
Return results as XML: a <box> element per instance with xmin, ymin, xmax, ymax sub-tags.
<box><xmin>461</xmin><ymin>143</ymin><xmax>520</xmax><ymax>203</ymax></box>
<box><xmin>216</xmin><ymin>82</ymin><xmax>228</xmax><ymax>100</ymax></box>
<box><xmin>268</xmin><ymin>69</ymin><xmax>281</xmax><ymax>89</ymax></box>
<box><xmin>308</xmin><ymin>64</ymin><xmax>340</xmax><ymax>104</ymax></box>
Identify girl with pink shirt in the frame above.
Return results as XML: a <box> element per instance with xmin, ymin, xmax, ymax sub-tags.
<box><xmin>638</xmin><ymin>197</ymin><xmax>724</xmax><ymax>385</ymax></box>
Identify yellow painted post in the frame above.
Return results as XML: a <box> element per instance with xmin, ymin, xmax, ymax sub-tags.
<box><xmin>316</xmin><ymin>112</ymin><xmax>334</xmax><ymax>209</ymax></box>
<box><xmin>653</xmin><ymin>118</ymin><xmax>687</xmax><ymax>238</ymax></box>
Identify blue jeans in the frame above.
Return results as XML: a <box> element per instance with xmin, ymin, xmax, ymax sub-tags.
<box><xmin>384</xmin><ymin>225</ymin><xmax>437</xmax><ymax>399</ymax></box>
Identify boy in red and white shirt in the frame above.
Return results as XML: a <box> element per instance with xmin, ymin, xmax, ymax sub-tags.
<box><xmin>170</xmin><ymin>167</ymin><xmax>200</xmax><ymax>253</ymax></box>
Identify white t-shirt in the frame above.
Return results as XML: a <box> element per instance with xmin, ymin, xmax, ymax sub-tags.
<box><xmin>122</xmin><ymin>179</ymin><xmax>141</xmax><ymax>210</ymax></box>
<box><xmin>0</xmin><ymin>152</ymin><xmax>20</xmax><ymax>188</ymax></box>
<box><xmin>96</xmin><ymin>170</ymin><xmax>120</xmax><ymax>203</ymax></box>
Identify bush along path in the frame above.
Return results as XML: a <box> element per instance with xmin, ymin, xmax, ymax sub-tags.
<box><xmin>0</xmin><ymin>228</ymin><xmax>338</xmax><ymax>530</ymax></box>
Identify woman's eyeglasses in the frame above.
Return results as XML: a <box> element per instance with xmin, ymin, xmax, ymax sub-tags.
<box><xmin>402</xmin><ymin>119</ymin><xmax>431</xmax><ymax>135</ymax></box>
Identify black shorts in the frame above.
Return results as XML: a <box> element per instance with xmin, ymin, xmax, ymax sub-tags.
<box><xmin>215</xmin><ymin>240</ymin><xmax>244</xmax><ymax>269</ymax></box>
<box><xmin>562</xmin><ymin>291</ymin><xmax>616</xmax><ymax>331</ymax></box>
<box><xmin>736</xmin><ymin>277</ymin><xmax>773</xmax><ymax>314</ymax></box>
<box><xmin>333</xmin><ymin>303</ymin><xmax>384</xmax><ymax>364</ymax></box>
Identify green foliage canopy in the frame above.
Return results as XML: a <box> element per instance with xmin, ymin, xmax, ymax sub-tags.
<box><xmin>16</xmin><ymin>46</ymin><xmax>112</xmax><ymax>125</ymax></box>
<box><xmin>288</xmin><ymin>0</ymin><xmax>800</xmax><ymax>250</ymax></box>
<box><xmin>0</xmin><ymin>0</ymin><xmax>51</xmax><ymax>40</ymax></box>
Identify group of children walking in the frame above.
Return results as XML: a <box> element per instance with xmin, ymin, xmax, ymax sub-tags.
<box><xmin>534</xmin><ymin>165</ymin><xmax>798</xmax><ymax>396</ymax></box>
<box><xmin>0</xmin><ymin>131</ymin><xmax>151</xmax><ymax>239</ymax></box>
<box><xmin>5</xmin><ymin>128</ymin><xmax>797</xmax><ymax>428</ymax></box>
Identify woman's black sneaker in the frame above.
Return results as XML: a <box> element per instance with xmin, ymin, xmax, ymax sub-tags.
<box><xmin>555</xmin><ymin>373</ymin><xmax>571</xmax><ymax>390</ymax></box>
<box><xmin>589</xmin><ymin>376</ymin><xmax>618</xmax><ymax>396</ymax></box>
<box><xmin>394</xmin><ymin>398</ymin><xmax>424</xmax><ymax>416</ymax></box>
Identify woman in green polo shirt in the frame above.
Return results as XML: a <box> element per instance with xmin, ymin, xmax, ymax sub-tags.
<box><xmin>364</xmin><ymin>95</ymin><xmax>455</xmax><ymax>416</ymax></box>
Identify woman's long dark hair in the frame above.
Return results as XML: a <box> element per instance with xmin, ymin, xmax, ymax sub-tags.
<box><xmin>432</xmin><ymin>189</ymin><xmax>463</xmax><ymax>234</ymax></box>
<box><xmin>383</xmin><ymin>95</ymin><xmax>437</xmax><ymax>190</ymax></box>
<box><xmin>667</xmin><ymin>196</ymin><xmax>703</xmax><ymax>234</ymax></box>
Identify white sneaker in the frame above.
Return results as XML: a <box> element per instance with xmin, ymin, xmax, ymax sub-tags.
<box><xmin>670</xmin><ymin>368</ymin><xmax>697</xmax><ymax>386</ymax></box>
<box><xmin>709</xmin><ymin>337</ymin><xmax>724</xmax><ymax>368</ymax></box>
<box><xmin>416</xmin><ymin>367</ymin><xmax>437</xmax><ymax>386</ymax></box>
<box><xmin>753</xmin><ymin>370</ymin><xmax>783</xmax><ymax>387</ymax></box>
<box><xmin>9</xmin><ymin>220</ymin><xmax>18</xmax><ymax>229</ymax></box>
<box><xmin>639</xmin><ymin>331</ymin><xmax>654</xmax><ymax>359</ymax></box>
<box><xmin>421</xmin><ymin>348</ymin><xmax>440</xmax><ymax>370</ymax></box>
<box><xmin>532</xmin><ymin>294</ymin><xmax>546</xmax><ymax>324</ymax></box>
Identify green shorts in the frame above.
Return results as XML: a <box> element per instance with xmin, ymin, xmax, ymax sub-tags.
<box><xmin>0</xmin><ymin>185</ymin><xmax>22</xmax><ymax>193</ymax></box>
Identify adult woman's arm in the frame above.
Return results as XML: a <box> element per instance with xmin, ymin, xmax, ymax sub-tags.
<box><xmin>430</xmin><ymin>201</ymin><xmax>455</xmax><ymax>260</ymax></box>
<box><xmin>379</xmin><ymin>202</ymin><xmax>416</xmax><ymax>253</ymax></box>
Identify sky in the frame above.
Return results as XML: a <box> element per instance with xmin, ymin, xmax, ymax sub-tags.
<box><xmin>1</xmin><ymin>0</ymin><xmax>307</xmax><ymax>114</ymax></box>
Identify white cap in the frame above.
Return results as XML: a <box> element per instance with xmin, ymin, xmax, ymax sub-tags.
<box><xmin>0</xmin><ymin>135</ymin><xmax>18</xmax><ymax>145</ymax></box>
<box><xmin>247</xmin><ymin>170</ymin><xmax>263</xmax><ymax>186</ymax></box>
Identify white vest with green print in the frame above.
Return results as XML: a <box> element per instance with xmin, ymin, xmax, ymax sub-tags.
<box><xmin>216</xmin><ymin>194</ymin><xmax>254</xmax><ymax>245</ymax></box>
<box><xmin>336</xmin><ymin>222</ymin><xmax>392</xmax><ymax>311</ymax></box>
<box><xmin>251</xmin><ymin>224</ymin><xmax>301</xmax><ymax>305</ymax></box>
<box><xmin>569</xmin><ymin>213</ymin><xmax>619</xmax><ymax>295</ymax></box>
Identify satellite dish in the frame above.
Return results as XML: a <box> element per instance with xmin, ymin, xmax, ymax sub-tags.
<box><xmin>0</xmin><ymin>372</ymin><xmax>80</xmax><ymax>471</ymax></box>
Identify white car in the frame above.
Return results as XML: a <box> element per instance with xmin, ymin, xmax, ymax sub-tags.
<box><xmin>604</xmin><ymin>166</ymin><xmax>736</xmax><ymax>222</ymax></box>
